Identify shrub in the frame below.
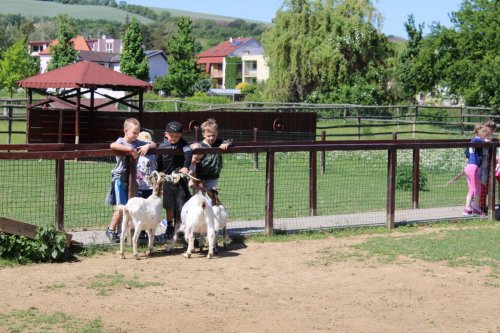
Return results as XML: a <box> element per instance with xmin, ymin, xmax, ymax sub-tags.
<box><xmin>418</xmin><ymin>108</ymin><xmax>448</xmax><ymax>123</ymax></box>
<box><xmin>193</xmin><ymin>78</ymin><xmax>212</xmax><ymax>93</ymax></box>
<box><xmin>0</xmin><ymin>225</ymin><xmax>67</xmax><ymax>263</ymax></box>
<box><xmin>396</xmin><ymin>164</ymin><xmax>429</xmax><ymax>191</ymax></box>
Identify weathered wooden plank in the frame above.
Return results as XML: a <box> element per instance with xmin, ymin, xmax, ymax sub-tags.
<box><xmin>0</xmin><ymin>216</ymin><xmax>72</xmax><ymax>247</ymax></box>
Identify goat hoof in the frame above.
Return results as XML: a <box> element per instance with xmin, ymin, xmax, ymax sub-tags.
<box><xmin>184</xmin><ymin>253</ymin><xmax>191</xmax><ymax>258</ymax></box>
<box><xmin>165</xmin><ymin>247</ymin><xmax>173</xmax><ymax>253</ymax></box>
<box><xmin>134</xmin><ymin>254</ymin><xmax>140</xmax><ymax>260</ymax></box>
<box><xmin>120</xmin><ymin>253</ymin><xmax>125</xmax><ymax>259</ymax></box>
<box><xmin>207</xmin><ymin>253</ymin><xmax>214</xmax><ymax>259</ymax></box>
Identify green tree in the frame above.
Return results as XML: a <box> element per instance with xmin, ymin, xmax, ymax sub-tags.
<box><xmin>47</xmin><ymin>15</ymin><xmax>78</xmax><ymax>71</ymax></box>
<box><xmin>397</xmin><ymin>15</ymin><xmax>425</xmax><ymax>102</ymax></box>
<box><xmin>262</xmin><ymin>0</ymin><xmax>391</xmax><ymax>103</ymax></box>
<box><xmin>120</xmin><ymin>16</ymin><xmax>149</xmax><ymax>81</ymax></box>
<box><xmin>0</xmin><ymin>37</ymin><xmax>39</xmax><ymax>97</ymax></box>
<box><xmin>411</xmin><ymin>0</ymin><xmax>499</xmax><ymax>107</ymax></box>
<box><xmin>158</xmin><ymin>16</ymin><xmax>202</xmax><ymax>97</ymax></box>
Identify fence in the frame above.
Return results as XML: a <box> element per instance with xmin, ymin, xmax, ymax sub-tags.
<box><xmin>1</xmin><ymin>99</ymin><xmax>497</xmax><ymax>144</ymax></box>
<box><xmin>1</xmin><ymin>139</ymin><xmax>498</xmax><ymax>245</ymax></box>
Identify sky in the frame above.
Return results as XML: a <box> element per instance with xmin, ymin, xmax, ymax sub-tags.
<box><xmin>125</xmin><ymin>0</ymin><xmax>464</xmax><ymax>37</ymax></box>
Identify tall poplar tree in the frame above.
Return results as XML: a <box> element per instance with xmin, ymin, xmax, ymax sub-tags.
<box><xmin>159</xmin><ymin>16</ymin><xmax>201</xmax><ymax>97</ymax></box>
<box><xmin>120</xmin><ymin>16</ymin><xmax>149</xmax><ymax>81</ymax></box>
<box><xmin>0</xmin><ymin>37</ymin><xmax>39</xmax><ymax>98</ymax></box>
<box><xmin>47</xmin><ymin>15</ymin><xmax>78</xmax><ymax>71</ymax></box>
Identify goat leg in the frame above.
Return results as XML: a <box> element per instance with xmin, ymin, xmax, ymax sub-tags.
<box><xmin>145</xmin><ymin>228</ymin><xmax>155</xmax><ymax>256</ymax></box>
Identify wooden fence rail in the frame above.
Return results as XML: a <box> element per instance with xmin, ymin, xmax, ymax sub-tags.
<box><xmin>1</xmin><ymin>139</ymin><xmax>498</xmax><ymax>236</ymax></box>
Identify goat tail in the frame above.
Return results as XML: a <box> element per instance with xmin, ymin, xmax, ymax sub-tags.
<box><xmin>115</xmin><ymin>205</ymin><xmax>131</xmax><ymax>225</ymax></box>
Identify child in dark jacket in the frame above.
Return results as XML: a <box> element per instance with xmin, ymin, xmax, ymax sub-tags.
<box><xmin>196</xmin><ymin>118</ymin><xmax>232</xmax><ymax>190</ymax></box>
<box><xmin>156</xmin><ymin>121</ymin><xmax>192</xmax><ymax>239</ymax></box>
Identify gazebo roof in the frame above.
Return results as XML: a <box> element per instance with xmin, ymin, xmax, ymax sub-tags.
<box><xmin>18</xmin><ymin>60</ymin><xmax>152</xmax><ymax>90</ymax></box>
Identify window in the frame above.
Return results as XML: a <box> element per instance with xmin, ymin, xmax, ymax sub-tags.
<box><xmin>106</xmin><ymin>42</ymin><xmax>113</xmax><ymax>53</ymax></box>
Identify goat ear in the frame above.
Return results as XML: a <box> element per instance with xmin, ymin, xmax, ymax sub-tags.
<box><xmin>150</xmin><ymin>173</ymin><xmax>158</xmax><ymax>190</ymax></box>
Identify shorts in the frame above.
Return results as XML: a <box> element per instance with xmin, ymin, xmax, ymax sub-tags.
<box><xmin>105</xmin><ymin>178</ymin><xmax>128</xmax><ymax>206</ymax></box>
<box><xmin>203</xmin><ymin>179</ymin><xmax>218</xmax><ymax>190</ymax></box>
<box><xmin>163</xmin><ymin>179</ymin><xmax>191</xmax><ymax>210</ymax></box>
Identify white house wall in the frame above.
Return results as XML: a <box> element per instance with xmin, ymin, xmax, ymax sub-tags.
<box><xmin>241</xmin><ymin>54</ymin><xmax>269</xmax><ymax>83</ymax></box>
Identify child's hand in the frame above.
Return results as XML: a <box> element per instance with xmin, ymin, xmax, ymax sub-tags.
<box><xmin>129</xmin><ymin>148</ymin><xmax>139</xmax><ymax>160</ymax></box>
<box><xmin>220</xmin><ymin>143</ymin><xmax>229</xmax><ymax>150</ymax></box>
<box><xmin>137</xmin><ymin>143</ymin><xmax>151</xmax><ymax>156</ymax></box>
<box><xmin>179</xmin><ymin>167</ymin><xmax>188</xmax><ymax>174</ymax></box>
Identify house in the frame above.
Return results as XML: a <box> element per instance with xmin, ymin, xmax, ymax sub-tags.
<box><xmin>197</xmin><ymin>37</ymin><xmax>269</xmax><ymax>88</ymax></box>
<box><xmin>29</xmin><ymin>36</ymin><xmax>168</xmax><ymax>83</ymax></box>
<box><xmin>35</xmin><ymin>35</ymin><xmax>120</xmax><ymax>73</ymax></box>
<box><xmin>112</xmin><ymin>50</ymin><xmax>169</xmax><ymax>83</ymax></box>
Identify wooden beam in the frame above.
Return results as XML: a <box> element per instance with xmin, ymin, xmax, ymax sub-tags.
<box><xmin>0</xmin><ymin>216</ymin><xmax>72</xmax><ymax>247</ymax></box>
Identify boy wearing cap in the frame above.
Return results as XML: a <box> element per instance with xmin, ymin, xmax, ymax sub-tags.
<box><xmin>157</xmin><ymin>121</ymin><xmax>193</xmax><ymax>240</ymax></box>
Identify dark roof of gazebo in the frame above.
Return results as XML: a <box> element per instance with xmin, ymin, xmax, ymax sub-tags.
<box><xmin>18</xmin><ymin>60</ymin><xmax>152</xmax><ymax>90</ymax></box>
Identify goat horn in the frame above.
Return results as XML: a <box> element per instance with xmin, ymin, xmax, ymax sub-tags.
<box><xmin>172</xmin><ymin>170</ymin><xmax>201</xmax><ymax>182</ymax></box>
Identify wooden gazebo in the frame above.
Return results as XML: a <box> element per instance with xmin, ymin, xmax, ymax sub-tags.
<box><xmin>18</xmin><ymin>61</ymin><xmax>152</xmax><ymax>144</ymax></box>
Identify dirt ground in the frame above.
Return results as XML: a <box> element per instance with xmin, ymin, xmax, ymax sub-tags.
<box><xmin>0</xmin><ymin>229</ymin><xmax>499</xmax><ymax>333</ymax></box>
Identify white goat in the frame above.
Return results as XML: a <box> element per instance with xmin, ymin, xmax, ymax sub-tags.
<box><xmin>176</xmin><ymin>191</ymin><xmax>216</xmax><ymax>259</ymax></box>
<box><xmin>206</xmin><ymin>189</ymin><xmax>229</xmax><ymax>253</ymax></box>
<box><xmin>117</xmin><ymin>171</ymin><xmax>168</xmax><ymax>259</ymax></box>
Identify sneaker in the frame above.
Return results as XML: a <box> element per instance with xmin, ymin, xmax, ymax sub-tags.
<box><xmin>105</xmin><ymin>229</ymin><xmax>118</xmax><ymax>242</ymax></box>
<box><xmin>165</xmin><ymin>225</ymin><xmax>175</xmax><ymax>240</ymax></box>
<box><xmin>472</xmin><ymin>208</ymin><xmax>487</xmax><ymax>217</ymax></box>
<box><xmin>463</xmin><ymin>209</ymin><xmax>473</xmax><ymax>216</ymax></box>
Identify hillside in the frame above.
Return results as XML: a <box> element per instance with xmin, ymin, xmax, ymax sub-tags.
<box><xmin>0</xmin><ymin>0</ymin><xmax>259</xmax><ymax>24</ymax></box>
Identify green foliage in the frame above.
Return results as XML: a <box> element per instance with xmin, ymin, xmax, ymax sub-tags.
<box><xmin>262</xmin><ymin>0</ymin><xmax>391</xmax><ymax>103</ymax></box>
<box><xmin>396</xmin><ymin>164</ymin><xmax>429</xmax><ymax>191</ymax></box>
<box><xmin>407</xmin><ymin>0</ymin><xmax>499</xmax><ymax>107</ymax></box>
<box><xmin>47</xmin><ymin>14</ymin><xmax>78</xmax><ymax>71</ymax></box>
<box><xmin>120</xmin><ymin>16</ymin><xmax>149</xmax><ymax>81</ymax></box>
<box><xmin>418</xmin><ymin>108</ymin><xmax>448</xmax><ymax>123</ymax></box>
<box><xmin>193</xmin><ymin>78</ymin><xmax>212</xmax><ymax>93</ymax></box>
<box><xmin>224</xmin><ymin>56</ymin><xmax>241</xmax><ymax>89</ymax></box>
<box><xmin>397</xmin><ymin>14</ymin><xmax>425</xmax><ymax>102</ymax></box>
<box><xmin>0</xmin><ymin>36</ymin><xmax>38</xmax><ymax>97</ymax></box>
<box><xmin>158</xmin><ymin>17</ymin><xmax>202</xmax><ymax>97</ymax></box>
<box><xmin>0</xmin><ymin>225</ymin><xmax>67</xmax><ymax>263</ymax></box>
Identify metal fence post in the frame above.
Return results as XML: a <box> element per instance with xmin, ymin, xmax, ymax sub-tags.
<box><xmin>321</xmin><ymin>131</ymin><xmax>326</xmax><ymax>175</ymax></box>
<box><xmin>413</xmin><ymin>106</ymin><xmax>418</xmax><ymax>139</ymax></box>
<box><xmin>55</xmin><ymin>159</ymin><xmax>65</xmax><ymax>231</ymax></box>
<box><xmin>7</xmin><ymin>105</ymin><xmax>12</xmax><ymax>144</ymax></box>
<box><xmin>412</xmin><ymin>148</ymin><xmax>420</xmax><ymax>209</ymax></box>
<box><xmin>265</xmin><ymin>151</ymin><xmax>275</xmax><ymax>235</ymax></box>
<box><xmin>253</xmin><ymin>128</ymin><xmax>259</xmax><ymax>170</ymax></box>
<box><xmin>357</xmin><ymin>115</ymin><xmax>361</xmax><ymax>140</ymax></box>
<box><xmin>386</xmin><ymin>138</ymin><xmax>397</xmax><ymax>229</ymax></box>
<box><xmin>310</xmin><ymin>150</ymin><xmax>317</xmax><ymax>216</ymax></box>
<box><xmin>460</xmin><ymin>107</ymin><xmax>464</xmax><ymax>136</ymax></box>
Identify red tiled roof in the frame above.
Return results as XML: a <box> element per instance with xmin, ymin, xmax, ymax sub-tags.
<box><xmin>197</xmin><ymin>38</ymin><xmax>250</xmax><ymax>58</ymax></box>
<box><xmin>18</xmin><ymin>60</ymin><xmax>152</xmax><ymax>90</ymax></box>
<box><xmin>198</xmin><ymin>57</ymin><xmax>224</xmax><ymax>64</ymax></box>
<box><xmin>39</xmin><ymin>35</ymin><xmax>92</xmax><ymax>55</ymax></box>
